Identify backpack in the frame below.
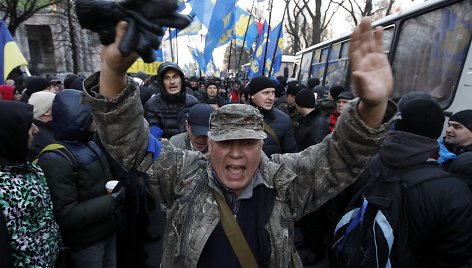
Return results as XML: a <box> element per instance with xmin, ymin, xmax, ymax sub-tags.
<box><xmin>331</xmin><ymin>156</ymin><xmax>450</xmax><ymax>268</ymax></box>
<box><xmin>32</xmin><ymin>143</ymin><xmax>79</xmax><ymax>175</ymax></box>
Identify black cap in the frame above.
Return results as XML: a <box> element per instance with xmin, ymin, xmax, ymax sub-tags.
<box><xmin>295</xmin><ymin>89</ymin><xmax>317</xmax><ymax>108</ymax></box>
<box><xmin>395</xmin><ymin>99</ymin><xmax>445</xmax><ymax>140</ymax></box>
<box><xmin>187</xmin><ymin>104</ymin><xmax>216</xmax><ymax>136</ymax></box>
<box><xmin>335</xmin><ymin>91</ymin><xmax>355</xmax><ymax>100</ymax></box>
<box><xmin>450</xmin><ymin>110</ymin><xmax>472</xmax><ymax>132</ymax></box>
<box><xmin>247</xmin><ymin>76</ymin><xmax>275</xmax><ymax>95</ymax></box>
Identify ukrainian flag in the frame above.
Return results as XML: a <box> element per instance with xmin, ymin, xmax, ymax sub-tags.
<box><xmin>0</xmin><ymin>19</ymin><xmax>28</xmax><ymax>84</ymax></box>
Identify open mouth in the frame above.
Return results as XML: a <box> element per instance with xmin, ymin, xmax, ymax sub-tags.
<box><xmin>226</xmin><ymin>165</ymin><xmax>245</xmax><ymax>176</ymax></box>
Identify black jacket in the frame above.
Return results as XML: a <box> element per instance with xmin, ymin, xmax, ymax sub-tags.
<box><xmin>379</xmin><ymin>131</ymin><xmax>472</xmax><ymax>267</ymax></box>
<box><xmin>144</xmin><ymin>89</ymin><xmax>198</xmax><ymax>139</ymax></box>
<box><xmin>295</xmin><ymin>108</ymin><xmax>330</xmax><ymax>151</ymax></box>
<box><xmin>251</xmin><ymin>103</ymin><xmax>297</xmax><ymax>157</ymax></box>
<box><xmin>37</xmin><ymin>90</ymin><xmax>119</xmax><ymax>250</ymax></box>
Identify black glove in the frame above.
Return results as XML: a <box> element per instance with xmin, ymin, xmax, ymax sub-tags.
<box><xmin>75</xmin><ymin>0</ymin><xmax>192</xmax><ymax>63</ymax></box>
<box><xmin>111</xmin><ymin>184</ymin><xmax>126</xmax><ymax>206</ymax></box>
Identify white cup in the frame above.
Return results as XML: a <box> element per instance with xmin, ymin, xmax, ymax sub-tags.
<box><xmin>105</xmin><ymin>180</ymin><xmax>119</xmax><ymax>195</ymax></box>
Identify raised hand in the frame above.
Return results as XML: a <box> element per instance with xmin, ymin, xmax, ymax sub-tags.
<box><xmin>349</xmin><ymin>17</ymin><xmax>393</xmax><ymax>128</ymax></box>
<box><xmin>99</xmin><ymin>21</ymin><xmax>139</xmax><ymax>99</ymax></box>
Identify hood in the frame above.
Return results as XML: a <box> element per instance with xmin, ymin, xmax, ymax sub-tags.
<box><xmin>378</xmin><ymin>131</ymin><xmax>439</xmax><ymax>169</ymax></box>
<box><xmin>157</xmin><ymin>62</ymin><xmax>186</xmax><ymax>103</ymax></box>
<box><xmin>52</xmin><ymin>89</ymin><xmax>93</xmax><ymax>142</ymax></box>
<box><xmin>0</xmin><ymin>100</ymin><xmax>33</xmax><ymax>163</ymax></box>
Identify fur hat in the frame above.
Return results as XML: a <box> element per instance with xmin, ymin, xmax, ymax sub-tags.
<box><xmin>247</xmin><ymin>76</ymin><xmax>275</xmax><ymax>96</ymax></box>
<box><xmin>295</xmin><ymin>89</ymin><xmax>317</xmax><ymax>108</ymax></box>
<box><xmin>449</xmin><ymin>110</ymin><xmax>472</xmax><ymax>132</ymax></box>
<box><xmin>395</xmin><ymin>99</ymin><xmax>445</xmax><ymax>140</ymax></box>
<box><xmin>28</xmin><ymin>91</ymin><xmax>56</xmax><ymax>119</ymax></box>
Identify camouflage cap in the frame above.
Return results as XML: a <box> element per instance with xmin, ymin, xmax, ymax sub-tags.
<box><xmin>209</xmin><ymin>104</ymin><xmax>267</xmax><ymax>141</ymax></box>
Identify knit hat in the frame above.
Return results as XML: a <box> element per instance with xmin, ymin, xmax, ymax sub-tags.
<box><xmin>287</xmin><ymin>85</ymin><xmax>302</xmax><ymax>97</ymax></box>
<box><xmin>247</xmin><ymin>76</ymin><xmax>275</xmax><ymax>95</ymax></box>
<box><xmin>28</xmin><ymin>91</ymin><xmax>56</xmax><ymax>119</ymax></box>
<box><xmin>449</xmin><ymin>110</ymin><xmax>472</xmax><ymax>132</ymax></box>
<box><xmin>25</xmin><ymin>76</ymin><xmax>51</xmax><ymax>96</ymax></box>
<box><xmin>295</xmin><ymin>89</ymin><xmax>317</xmax><ymax>108</ymax></box>
<box><xmin>275</xmin><ymin>84</ymin><xmax>285</xmax><ymax>98</ymax></box>
<box><xmin>312</xmin><ymin>85</ymin><xmax>327</xmax><ymax>100</ymax></box>
<box><xmin>329</xmin><ymin>85</ymin><xmax>345</xmax><ymax>100</ymax></box>
<box><xmin>395</xmin><ymin>99</ymin><xmax>445</xmax><ymax>140</ymax></box>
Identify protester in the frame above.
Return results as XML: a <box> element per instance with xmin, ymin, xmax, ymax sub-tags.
<box><xmin>81</xmin><ymin>18</ymin><xmax>396</xmax><ymax>267</ymax></box>
<box><xmin>27</xmin><ymin>91</ymin><xmax>57</xmax><ymax>161</ymax></box>
<box><xmin>286</xmin><ymin>84</ymin><xmax>303</xmax><ymax>128</ymax></box>
<box><xmin>444</xmin><ymin>110</ymin><xmax>472</xmax><ymax>155</ymax></box>
<box><xmin>294</xmin><ymin>89</ymin><xmax>330</xmax><ymax>151</ymax></box>
<box><xmin>169</xmin><ymin>103</ymin><xmax>215</xmax><ymax>154</ymax></box>
<box><xmin>144</xmin><ymin>62</ymin><xmax>198</xmax><ymax>139</ymax></box>
<box><xmin>37</xmin><ymin>89</ymin><xmax>124</xmax><ymax>268</ymax></box>
<box><xmin>379</xmin><ymin>97</ymin><xmax>472</xmax><ymax>266</ymax></box>
<box><xmin>247</xmin><ymin>76</ymin><xmax>298</xmax><ymax>156</ymax></box>
<box><xmin>0</xmin><ymin>100</ymin><xmax>60</xmax><ymax>267</ymax></box>
<box><xmin>20</xmin><ymin>76</ymin><xmax>51</xmax><ymax>102</ymax></box>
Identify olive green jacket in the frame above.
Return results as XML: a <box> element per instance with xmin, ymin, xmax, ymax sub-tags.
<box><xmin>82</xmin><ymin>73</ymin><xmax>398</xmax><ymax>267</ymax></box>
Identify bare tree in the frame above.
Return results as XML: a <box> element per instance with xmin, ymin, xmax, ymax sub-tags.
<box><xmin>1</xmin><ymin>0</ymin><xmax>59</xmax><ymax>35</ymax></box>
<box><xmin>284</xmin><ymin>0</ymin><xmax>341</xmax><ymax>53</ymax></box>
<box><xmin>333</xmin><ymin>0</ymin><xmax>410</xmax><ymax>27</ymax></box>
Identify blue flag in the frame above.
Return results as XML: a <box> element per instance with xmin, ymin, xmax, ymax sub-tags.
<box><xmin>188</xmin><ymin>45</ymin><xmax>206</xmax><ymax>72</ymax></box>
<box><xmin>232</xmin><ymin>6</ymin><xmax>258</xmax><ymax>49</ymax></box>
<box><xmin>203</xmin><ymin>0</ymin><xmax>237</xmax><ymax>64</ymax></box>
<box><xmin>248</xmin><ymin>21</ymin><xmax>269</xmax><ymax>79</ymax></box>
<box><xmin>0</xmin><ymin>19</ymin><xmax>27</xmax><ymax>84</ymax></box>
<box><xmin>265</xmin><ymin>22</ymin><xmax>283</xmax><ymax>78</ymax></box>
<box><xmin>188</xmin><ymin>0</ymin><xmax>215</xmax><ymax>28</ymax></box>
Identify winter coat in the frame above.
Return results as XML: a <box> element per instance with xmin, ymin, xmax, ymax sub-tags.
<box><xmin>27</xmin><ymin>119</ymin><xmax>57</xmax><ymax>161</ymax></box>
<box><xmin>378</xmin><ymin>131</ymin><xmax>472</xmax><ymax>267</ymax></box>
<box><xmin>0</xmin><ymin>100</ymin><xmax>60</xmax><ymax>267</ymax></box>
<box><xmin>82</xmin><ymin>73</ymin><xmax>398</xmax><ymax>268</ymax></box>
<box><xmin>295</xmin><ymin>108</ymin><xmax>331</xmax><ymax>151</ymax></box>
<box><xmin>258</xmin><ymin>106</ymin><xmax>298</xmax><ymax>157</ymax></box>
<box><xmin>36</xmin><ymin>90</ymin><xmax>119</xmax><ymax>250</ymax></box>
<box><xmin>144</xmin><ymin>89</ymin><xmax>198</xmax><ymax>139</ymax></box>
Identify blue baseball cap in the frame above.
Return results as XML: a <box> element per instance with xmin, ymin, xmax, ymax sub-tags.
<box><xmin>187</xmin><ymin>104</ymin><xmax>216</xmax><ymax>136</ymax></box>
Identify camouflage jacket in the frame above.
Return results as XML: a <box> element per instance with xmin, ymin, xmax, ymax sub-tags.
<box><xmin>82</xmin><ymin>73</ymin><xmax>398</xmax><ymax>267</ymax></box>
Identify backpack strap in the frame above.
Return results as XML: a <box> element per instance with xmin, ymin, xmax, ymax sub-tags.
<box><xmin>33</xmin><ymin>144</ymin><xmax>79</xmax><ymax>174</ymax></box>
<box><xmin>263</xmin><ymin>121</ymin><xmax>281</xmax><ymax>151</ymax></box>
<box><xmin>213</xmin><ymin>189</ymin><xmax>259</xmax><ymax>268</ymax></box>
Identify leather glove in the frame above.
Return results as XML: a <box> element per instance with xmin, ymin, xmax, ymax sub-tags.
<box><xmin>75</xmin><ymin>0</ymin><xmax>192</xmax><ymax>63</ymax></box>
<box><xmin>111</xmin><ymin>184</ymin><xmax>126</xmax><ymax>206</ymax></box>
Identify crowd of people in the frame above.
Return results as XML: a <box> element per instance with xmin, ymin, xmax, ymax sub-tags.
<box><xmin>1</xmin><ymin>17</ymin><xmax>472</xmax><ymax>268</ymax></box>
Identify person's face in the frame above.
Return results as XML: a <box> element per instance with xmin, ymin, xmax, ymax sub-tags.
<box><xmin>13</xmin><ymin>91</ymin><xmax>22</xmax><ymax>101</ymax></box>
<box><xmin>336</xmin><ymin>98</ymin><xmax>350</xmax><ymax>114</ymax></box>
<box><xmin>207</xmin><ymin>85</ymin><xmax>218</xmax><ymax>97</ymax></box>
<box><xmin>186</xmin><ymin>122</ymin><xmax>208</xmax><ymax>152</ymax></box>
<box><xmin>287</xmin><ymin>94</ymin><xmax>295</xmax><ymax>106</ymax></box>
<box><xmin>200</xmin><ymin>83</ymin><xmax>206</xmax><ymax>90</ymax></box>
<box><xmin>445</xmin><ymin>121</ymin><xmax>472</xmax><ymax>147</ymax></box>
<box><xmin>28</xmin><ymin>123</ymin><xmax>39</xmax><ymax>148</ymax></box>
<box><xmin>163</xmin><ymin>69</ymin><xmax>182</xmax><ymax>95</ymax></box>
<box><xmin>251</xmin><ymin>88</ymin><xmax>275</xmax><ymax>110</ymax></box>
<box><xmin>208</xmin><ymin>139</ymin><xmax>262</xmax><ymax>197</ymax></box>
<box><xmin>190</xmin><ymin>81</ymin><xmax>198</xmax><ymax>88</ymax></box>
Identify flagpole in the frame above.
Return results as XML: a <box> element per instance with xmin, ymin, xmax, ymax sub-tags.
<box><xmin>175</xmin><ymin>30</ymin><xmax>179</xmax><ymax>65</ymax></box>
<box><xmin>236</xmin><ymin>0</ymin><xmax>256</xmax><ymax>79</ymax></box>
<box><xmin>168</xmin><ymin>28</ymin><xmax>174</xmax><ymax>62</ymax></box>
<box><xmin>262</xmin><ymin>0</ymin><xmax>274</xmax><ymax>77</ymax></box>
<box><xmin>269</xmin><ymin>2</ymin><xmax>288</xmax><ymax>77</ymax></box>
<box><xmin>226</xmin><ymin>39</ymin><xmax>234</xmax><ymax>97</ymax></box>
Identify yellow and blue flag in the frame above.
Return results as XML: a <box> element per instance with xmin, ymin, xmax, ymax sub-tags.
<box><xmin>203</xmin><ymin>0</ymin><xmax>237</xmax><ymax>63</ymax></box>
<box><xmin>232</xmin><ymin>6</ymin><xmax>258</xmax><ymax>50</ymax></box>
<box><xmin>0</xmin><ymin>19</ymin><xmax>28</xmax><ymax>84</ymax></box>
<box><xmin>188</xmin><ymin>0</ymin><xmax>215</xmax><ymax>28</ymax></box>
<box><xmin>188</xmin><ymin>45</ymin><xmax>206</xmax><ymax>72</ymax></box>
<box><xmin>248</xmin><ymin>21</ymin><xmax>269</xmax><ymax>79</ymax></box>
<box><xmin>265</xmin><ymin>22</ymin><xmax>283</xmax><ymax>78</ymax></box>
